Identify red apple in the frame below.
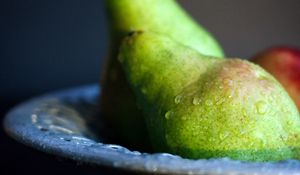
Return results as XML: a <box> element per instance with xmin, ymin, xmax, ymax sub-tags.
<box><xmin>251</xmin><ymin>47</ymin><xmax>300</xmax><ymax>110</ymax></box>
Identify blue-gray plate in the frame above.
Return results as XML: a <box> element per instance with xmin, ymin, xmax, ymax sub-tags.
<box><xmin>4</xmin><ymin>84</ymin><xmax>300</xmax><ymax>175</ymax></box>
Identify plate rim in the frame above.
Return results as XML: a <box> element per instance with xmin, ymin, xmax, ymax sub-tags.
<box><xmin>4</xmin><ymin>84</ymin><xmax>300</xmax><ymax>175</ymax></box>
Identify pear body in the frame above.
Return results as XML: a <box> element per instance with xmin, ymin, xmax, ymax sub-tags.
<box><xmin>101</xmin><ymin>0</ymin><xmax>224</xmax><ymax>150</ymax></box>
<box><xmin>106</xmin><ymin>0</ymin><xmax>224</xmax><ymax>57</ymax></box>
<box><xmin>119</xmin><ymin>31</ymin><xmax>300</xmax><ymax>161</ymax></box>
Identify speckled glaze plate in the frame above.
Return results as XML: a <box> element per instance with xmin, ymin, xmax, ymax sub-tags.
<box><xmin>4</xmin><ymin>84</ymin><xmax>300</xmax><ymax>175</ymax></box>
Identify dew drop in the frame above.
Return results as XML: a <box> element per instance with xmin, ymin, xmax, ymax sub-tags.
<box><xmin>62</xmin><ymin>137</ymin><xmax>71</xmax><ymax>142</ymax></box>
<box><xmin>39</xmin><ymin>127</ymin><xmax>48</xmax><ymax>132</ymax></box>
<box><xmin>255</xmin><ymin>101</ymin><xmax>268</xmax><ymax>115</ymax></box>
<box><xmin>106</xmin><ymin>144</ymin><xmax>123</xmax><ymax>150</ymax></box>
<box><xmin>49</xmin><ymin>125</ymin><xmax>73</xmax><ymax>134</ymax></box>
<box><xmin>165</xmin><ymin>111</ymin><xmax>174</xmax><ymax>120</ymax></box>
<box><xmin>174</xmin><ymin>95</ymin><xmax>183</xmax><ymax>104</ymax></box>
<box><xmin>205</xmin><ymin>99</ymin><xmax>213</xmax><ymax>106</ymax></box>
<box><xmin>287</xmin><ymin>120</ymin><xmax>293</xmax><ymax>126</ymax></box>
<box><xmin>145</xmin><ymin>162</ymin><xmax>158</xmax><ymax>172</ymax></box>
<box><xmin>219</xmin><ymin>131</ymin><xmax>230</xmax><ymax>140</ymax></box>
<box><xmin>280</xmin><ymin>135</ymin><xmax>287</xmax><ymax>141</ymax></box>
<box><xmin>31</xmin><ymin>114</ymin><xmax>37</xmax><ymax>123</ymax></box>
<box><xmin>192</xmin><ymin>97</ymin><xmax>201</xmax><ymax>105</ymax></box>
<box><xmin>131</xmin><ymin>151</ymin><xmax>142</xmax><ymax>156</ymax></box>
<box><xmin>71</xmin><ymin>136</ymin><xmax>95</xmax><ymax>146</ymax></box>
<box><xmin>254</xmin><ymin>70</ymin><xmax>266</xmax><ymax>80</ymax></box>
<box><xmin>282</xmin><ymin>107</ymin><xmax>289</xmax><ymax>113</ymax></box>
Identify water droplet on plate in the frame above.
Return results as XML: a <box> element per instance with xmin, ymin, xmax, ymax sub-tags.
<box><xmin>131</xmin><ymin>151</ymin><xmax>142</xmax><ymax>156</ymax></box>
<box><xmin>49</xmin><ymin>125</ymin><xmax>73</xmax><ymax>134</ymax></box>
<box><xmin>39</xmin><ymin>127</ymin><xmax>48</xmax><ymax>132</ymax></box>
<box><xmin>31</xmin><ymin>114</ymin><xmax>37</xmax><ymax>123</ymax></box>
<box><xmin>31</xmin><ymin>100</ymin><xmax>89</xmax><ymax>136</ymax></box>
<box><xmin>107</xmin><ymin>144</ymin><xmax>121</xmax><ymax>149</ymax></box>
<box><xmin>145</xmin><ymin>161</ymin><xmax>158</xmax><ymax>172</ymax></box>
<box><xmin>62</xmin><ymin>137</ymin><xmax>71</xmax><ymax>142</ymax></box>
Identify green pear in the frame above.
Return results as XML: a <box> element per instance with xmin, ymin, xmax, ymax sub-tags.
<box><xmin>101</xmin><ymin>0</ymin><xmax>224</xmax><ymax>150</ymax></box>
<box><xmin>105</xmin><ymin>0</ymin><xmax>224</xmax><ymax>57</ymax></box>
<box><xmin>118</xmin><ymin>31</ymin><xmax>300</xmax><ymax>161</ymax></box>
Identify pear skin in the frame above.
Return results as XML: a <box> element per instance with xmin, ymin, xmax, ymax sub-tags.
<box><xmin>118</xmin><ymin>31</ymin><xmax>300</xmax><ymax>161</ymax></box>
<box><xmin>105</xmin><ymin>0</ymin><xmax>224</xmax><ymax>57</ymax></box>
<box><xmin>101</xmin><ymin>0</ymin><xmax>224</xmax><ymax>150</ymax></box>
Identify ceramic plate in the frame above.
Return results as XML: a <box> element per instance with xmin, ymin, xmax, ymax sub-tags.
<box><xmin>4</xmin><ymin>84</ymin><xmax>300</xmax><ymax>175</ymax></box>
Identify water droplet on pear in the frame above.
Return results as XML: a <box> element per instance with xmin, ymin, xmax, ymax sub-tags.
<box><xmin>255</xmin><ymin>101</ymin><xmax>268</xmax><ymax>115</ymax></box>
<box><xmin>205</xmin><ymin>99</ymin><xmax>213</xmax><ymax>106</ymax></box>
<box><xmin>174</xmin><ymin>95</ymin><xmax>183</xmax><ymax>104</ymax></box>
<box><xmin>165</xmin><ymin>111</ymin><xmax>174</xmax><ymax>120</ymax></box>
<box><xmin>192</xmin><ymin>97</ymin><xmax>201</xmax><ymax>105</ymax></box>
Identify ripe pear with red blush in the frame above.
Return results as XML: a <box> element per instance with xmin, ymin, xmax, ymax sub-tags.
<box><xmin>119</xmin><ymin>32</ymin><xmax>300</xmax><ymax>161</ymax></box>
<box><xmin>251</xmin><ymin>47</ymin><xmax>300</xmax><ymax>110</ymax></box>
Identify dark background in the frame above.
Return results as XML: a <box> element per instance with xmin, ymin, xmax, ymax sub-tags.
<box><xmin>1</xmin><ymin>0</ymin><xmax>300</xmax><ymax>174</ymax></box>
